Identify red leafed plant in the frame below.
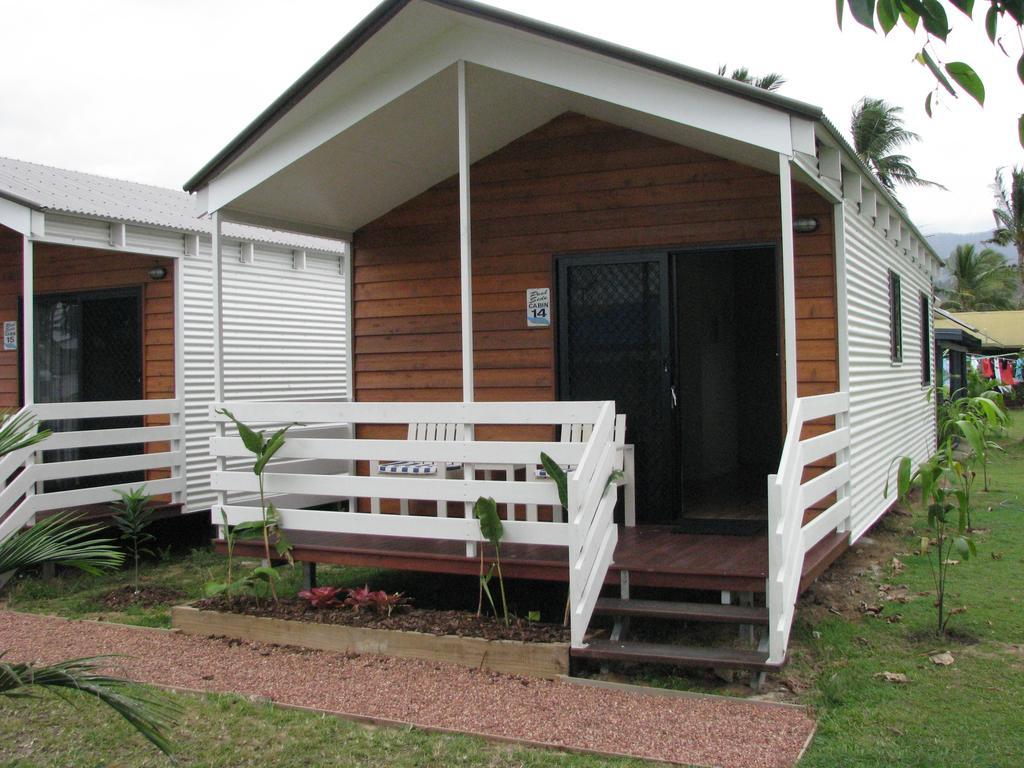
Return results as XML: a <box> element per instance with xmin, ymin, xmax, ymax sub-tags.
<box><xmin>344</xmin><ymin>585</ymin><xmax>409</xmax><ymax>616</ymax></box>
<box><xmin>343</xmin><ymin>585</ymin><xmax>376</xmax><ymax>612</ymax></box>
<box><xmin>369</xmin><ymin>590</ymin><xmax>409</xmax><ymax>617</ymax></box>
<box><xmin>297</xmin><ymin>586</ymin><xmax>342</xmax><ymax>609</ymax></box>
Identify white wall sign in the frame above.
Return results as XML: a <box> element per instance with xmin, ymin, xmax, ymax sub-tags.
<box><xmin>3</xmin><ymin>320</ymin><xmax>16</xmax><ymax>351</ymax></box>
<box><xmin>526</xmin><ymin>287</ymin><xmax>550</xmax><ymax>328</ymax></box>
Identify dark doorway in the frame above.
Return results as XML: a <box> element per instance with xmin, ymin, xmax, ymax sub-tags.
<box><xmin>557</xmin><ymin>252</ymin><xmax>677</xmax><ymax>523</ymax></box>
<box><xmin>674</xmin><ymin>246</ymin><xmax>781</xmax><ymax>532</ymax></box>
<box><xmin>27</xmin><ymin>288</ymin><xmax>144</xmax><ymax>492</ymax></box>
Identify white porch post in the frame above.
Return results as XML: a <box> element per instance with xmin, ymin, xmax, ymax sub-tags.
<box><xmin>21</xmin><ymin>236</ymin><xmax>33</xmax><ymax>407</ymax></box>
<box><xmin>833</xmin><ymin>200</ymin><xmax>852</xmax><ymax>533</ymax></box>
<box><xmin>779</xmin><ymin>155</ymin><xmax>798</xmax><ymax>417</ymax></box>
<box><xmin>172</xmin><ymin>254</ymin><xmax>187</xmax><ymax>507</ymax></box>
<box><xmin>211</xmin><ymin>212</ymin><xmax>226</xmax><ymax>534</ymax></box>
<box><xmin>457</xmin><ymin>60</ymin><xmax>477</xmax><ymax>557</ymax></box>
<box><xmin>457</xmin><ymin>59</ymin><xmax>474</xmax><ymax>403</ymax></box>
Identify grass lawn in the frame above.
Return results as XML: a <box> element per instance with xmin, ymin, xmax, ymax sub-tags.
<box><xmin>2</xmin><ymin>419</ymin><xmax>1024</xmax><ymax>766</ymax></box>
<box><xmin>794</xmin><ymin>416</ymin><xmax>1024</xmax><ymax>767</ymax></box>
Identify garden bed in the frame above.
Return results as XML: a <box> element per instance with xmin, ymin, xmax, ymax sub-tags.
<box><xmin>173</xmin><ymin>599</ymin><xmax>571</xmax><ymax>678</ymax></box>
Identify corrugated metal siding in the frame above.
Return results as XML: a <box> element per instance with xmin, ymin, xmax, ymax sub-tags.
<box><xmin>183</xmin><ymin>241</ymin><xmax>347</xmax><ymax>511</ymax></box>
<box><xmin>44</xmin><ymin>214</ymin><xmax>187</xmax><ymax>259</ymax></box>
<box><xmin>844</xmin><ymin>206</ymin><xmax>935</xmax><ymax>540</ymax></box>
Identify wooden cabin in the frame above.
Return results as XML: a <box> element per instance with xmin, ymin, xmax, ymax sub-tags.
<box><xmin>0</xmin><ymin>158</ymin><xmax>346</xmax><ymax>535</ymax></box>
<box><xmin>185</xmin><ymin>0</ymin><xmax>940</xmax><ymax>673</ymax></box>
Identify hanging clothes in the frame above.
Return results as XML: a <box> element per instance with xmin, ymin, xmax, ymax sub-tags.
<box><xmin>981</xmin><ymin>358</ymin><xmax>995</xmax><ymax>378</ymax></box>
<box><xmin>1002</xmin><ymin>359</ymin><xmax>1016</xmax><ymax>385</ymax></box>
<box><xmin>1015</xmin><ymin>358</ymin><xmax>1023</xmax><ymax>383</ymax></box>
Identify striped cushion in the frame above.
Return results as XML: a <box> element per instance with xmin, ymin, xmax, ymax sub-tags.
<box><xmin>378</xmin><ymin>461</ymin><xmax>461</xmax><ymax>475</ymax></box>
<box><xmin>535</xmin><ymin>466</ymin><xmax>574</xmax><ymax>479</ymax></box>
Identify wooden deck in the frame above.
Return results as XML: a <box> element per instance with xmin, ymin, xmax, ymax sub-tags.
<box><xmin>219</xmin><ymin>525</ymin><xmax>849</xmax><ymax>594</ymax></box>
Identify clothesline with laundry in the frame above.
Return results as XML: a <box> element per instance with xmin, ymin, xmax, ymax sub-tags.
<box><xmin>970</xmin><ymin>354</ymin><xmax>1023</xmax><ymax>386</ymax></box>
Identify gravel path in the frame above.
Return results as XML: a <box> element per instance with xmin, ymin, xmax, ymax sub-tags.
<box><xmin>0</xmin><ymin>611</ymin><xmax>814</xmax><ymax>768</ymax></box>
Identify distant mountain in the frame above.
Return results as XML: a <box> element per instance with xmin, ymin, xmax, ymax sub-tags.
<box><xmin>926</xmin><ymin>231</ymin><xmax>1015</xmax><ymax>264</ymax></box>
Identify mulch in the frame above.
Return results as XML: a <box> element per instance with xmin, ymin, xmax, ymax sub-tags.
<box><xmin>194</xmin><ymin>595</ymin><xmax>570</xmax><ymax>642</ymax></box>
<box><xmin>0</xmin><ymin>611</ymin><xmax>815</xmax><ymax>768</ymax></box>
<box><xmin>101</xmin><ymin>585</ymin><xmax>186</xmax><ymax>610</ymax></box>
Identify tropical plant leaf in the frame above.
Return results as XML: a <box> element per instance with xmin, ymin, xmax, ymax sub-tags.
<box><xmin>848</xmin><ymin>0</ymin><xmax>877</xmax><ymax>29</ymax></box>
<box><xmin>0</xmin><ymin>654</ymin><xmax>179</xmax><ymax>754</ymax></box>
<box><xmin>986</xmin><ymin>5</ymin><xmax>999</xmax><ymax>41</ymax></box>
<box><xmin>0</xmin><ymin>513</ymin><xmax>123</xmax><ymax>579</ymax></box>
<box><xmin>920</xmin><ymin>0</ymin><xmax>950</xmax><ymax>39</ymax></box>
<box><xmin>473</xmin><ymin>497</ymin><xmax>503</xmax><ymax>546</ymax></box>
<box><xmin>216</xmin><ymin>408</ymin><xmax>263</xmax><ymax>455</ymax></box>
<box><xmin>877</xmin><ymin>0</ymin><xmax>899</xmax><ymax>32</ymax></box>
<box><xmin>945</xmin><ymin>61</ymin><xmax>985</xmax><ymax>105</ymax></box>
<box><xmin>918</xmin><ymin>48</ymin><xmax>957</xmax><ymax>96</ymax></box>
<box><xmin>539</xmin><ymin>452</ymin><xmax>568</xmax><ymax>510</ymax></box>
<box><xmin>254</xmin><ymin>425</ymin><xmax>292</xmax><ymax>475</ymax></box>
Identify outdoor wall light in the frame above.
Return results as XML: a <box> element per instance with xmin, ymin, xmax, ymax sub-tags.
<box><xmin>793</xmin><ymin>217</ymin><xmax>820</xmax><ymax>234</ymax></box>
<box><xmin>148</xmin><ymin>266</ymin><xmax>168</xmax><ymax>280</ymax></box>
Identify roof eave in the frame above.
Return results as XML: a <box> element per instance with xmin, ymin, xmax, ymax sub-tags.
<box><xmin>183</xmin><ymin>0</ymin><xmax>823</xmax><ymax>194</ymax></box>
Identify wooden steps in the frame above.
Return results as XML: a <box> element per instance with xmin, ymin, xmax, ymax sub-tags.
<box><xmin>572</xmin><ymin>640</ymin><xmax>776</xmax><ymax>671</ymax></box>
<box><xmin>594</xmin><ymin>597</ymin><xmax>768</xmax><ymax>624</ymax></box>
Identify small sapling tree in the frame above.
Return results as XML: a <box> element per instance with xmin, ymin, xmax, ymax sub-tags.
<box><xmin>473</xmin><ymin>496</ymin><xmax>508</xmax><ymax>625</ymax></box>
<box><xmin>109</xmin><ymin>485</ymin><xmax>157</xmax><ymax>593</ymax></box>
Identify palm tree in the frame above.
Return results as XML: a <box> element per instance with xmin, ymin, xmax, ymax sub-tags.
<box><xmin>850</xmin><ymin>97</ymin><xmax>944</xmax><ymax>193</ymax></box>
<box><xmin>717</xmin><ymin>65</ymin><xmax>785</xmax><ymax>91</ymax></box>
<box><xmin>0</xmin><ymin>412</ymin><xmax>178</xmax><ymax>755</ymax></box>
<box><xmin>988</xmin><ymin>166</ymin><xmax>1024</xmax><ymax>280</ymax></box>
<box><xmin>938</xmin><ymin>244</ymin><xmax>1019</xmax><ymax>311</ymax></box>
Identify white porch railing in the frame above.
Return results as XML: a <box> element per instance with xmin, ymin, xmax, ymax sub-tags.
<box><xmin>767</xmin><ymin>390</ymin><xmax>851</xmax><ymax>664</ymax></box>
<box><xmin>0</xmin><ymin>399</ymin><xmax>186</xmax><ymax>545</ymax></box>
<box><xmin>208</xmin><ymin>400</ymin><xmax>620</xmax><ymax>648</ymax></box>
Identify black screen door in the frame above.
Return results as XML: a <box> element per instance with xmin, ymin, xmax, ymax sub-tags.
<box><xmin>557</xmin><ymin>252</ymin><xmax>677</xmax><ymax>523</ymax></box>
<box><xmin>31</xmin><ymin>288</ymin><xmax>144</xmax><ymax>491</ymax></box>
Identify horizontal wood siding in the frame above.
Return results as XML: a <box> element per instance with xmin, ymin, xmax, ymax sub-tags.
<box><xmin>352</xmin><ymin>113</ymin><xmax>838</xmax><ymax>467</ymax></box>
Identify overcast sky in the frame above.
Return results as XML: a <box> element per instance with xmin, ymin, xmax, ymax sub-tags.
<box><xmin>1</xmin><ymin>1</ymin><xmax>1020</xmax><ymax>234</ymax></box>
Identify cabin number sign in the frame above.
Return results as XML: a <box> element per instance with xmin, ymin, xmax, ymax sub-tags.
<box><xmin>526</xmin><ymin>288</ymin><xmax>550</xmax><ymax>328</ymax></box>
<box><xmin>3</xmin><ymin>321</ymin><xmax>16</xmax><ymax>351</ymax></box>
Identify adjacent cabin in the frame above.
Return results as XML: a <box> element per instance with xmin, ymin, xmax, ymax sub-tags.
<box><xmin>0</xmin><ymin>158</ymin><xmax>347</xmax><ymax>533</ymax></box>
<box><xmin>185</xmin><ymin>0</ymin><xmax>940</xmax><ymax>671</ymax></box>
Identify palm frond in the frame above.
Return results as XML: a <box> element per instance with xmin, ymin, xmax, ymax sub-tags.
<box><xmin>0</xmin><ymin>653</ymin><xmax>179</xmax><ymax>755</ymax></box>
<box><xmin>0</xmin><ymin>512</ymin><xmax>124</xmax><ymax>578</ymax></box>
<box><xmin>0</xmin><ymin>410</ymin><xmax>50</xmax><ymax>457</ymax></box>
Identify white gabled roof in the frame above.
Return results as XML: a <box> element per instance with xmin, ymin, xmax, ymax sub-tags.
<box><xmin>0</xmin><ymin>156</ymin><xmax>344</xmax><ymax>253</ymax></box>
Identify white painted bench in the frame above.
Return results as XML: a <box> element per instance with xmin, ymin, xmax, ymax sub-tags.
<box><xmin>527</xmin><ymin>414</ymin><xmax>635</xmax><ymax>525</ymax></box>
<box><xmin>369</xmin><ymin>422</ymin><xmax>465</xmax><ymax>516</ymax></box>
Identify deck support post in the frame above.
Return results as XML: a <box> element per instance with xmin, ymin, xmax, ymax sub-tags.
<box><xmin>211</xmin><ymin>211</ymin><xmax>226</xmax><ymax>538</ymax></box>
<box><xmin>21</xmin><ymin>235</ymin><xmax>39</xmax><ymax>511</ymax></box>
<box><xmin>21</xmin><ymin>236</ymin><xmax>33</xmax><ymax>409</ymax></box>
<box><xmin>457</xmin><ymin>59</ymin><xmax>477</xmax><ymax>558</ymax></box>
<box><xmin>172</xmin><ymin>253</ymin><xmax>186</xmax><ymax>507</ymax></box>
<box><xmin>302</xmin><ymin>562</ymin><xmax>317</xmax><ymax>591</ymax></box>
<box><xmin>779</xmin><ymin>155</ymin><xmax>798</xmax><ymax>418</ymax></box>
<box><xmin>833</xmin><ymin>201</ymin><xmax>852</xmax><ymax>535</ymax></box>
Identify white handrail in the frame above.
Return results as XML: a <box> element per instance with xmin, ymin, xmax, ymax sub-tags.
<box><xmin>767</xmin><ymin>391</ymin><xmax>852</xmax><ymax>664</ymax></box>
<box><xmin>210</xmin><ymin>399</ymin><xmax>621</xmax><ymax>648</ymax></box>
<box><xmin>0</xmin><ymin>402</ymin><xmax>186</xmax><ymax>546</ymax></box>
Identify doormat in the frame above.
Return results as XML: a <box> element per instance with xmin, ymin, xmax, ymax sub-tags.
<box><xmin>674</xmin><ymin>518</ymin><xmax>768</xmax><ymax>536</ymax></box>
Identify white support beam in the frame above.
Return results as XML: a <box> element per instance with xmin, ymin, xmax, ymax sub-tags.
<box><xmin>172</xmin><ymin>252</ymin><xmax>187</xmax><ymax>506</ymax></box>
<box><xmin>240</xmin><ymin>242</ymin><xmax>255</xmax><ymax>264</ymax></box>
<box><xmin>21</xmin><ymin>236</ymin><xmax>33</xmax><ymax>407</ymax></box>
<box><xmin>457</xmin><ymin>59</ymin><xmax>474</xmax><ymax>403</ymax></box>
<box><xmin>779</xmin><ymin>155</ymin><xmax>798</xmax><ymax>418</ymax></box>
<box><xmin>861</xmin><ymin>185</ymin><xmax>877</xmax><ymax>220</ymax></box>
<box><xmin>292</xmin><ymin>249</ymin><xmax>307</xmax><ymax>270</ymax></box>
<box><xmin>184</xmin><ymin>233</ymin><xmax>200</xmax><ymax>258</ymax></box>
<box><xmin>109</xmin><ymin>221</ymin><xmax>126</xmax><ymax>248</ymax></box>
<box><xmin>841</xmin><ymin>167</ymin><xmax>862</xmax><ymax>205</ymax></box>
<box><xmin>817</xmin><ymin>145</ymin><xmax>842</xmax><ymax>185</ymax></box>
<box><xmin>211</xmin><ymin>211</ymin><xmax>225</xmax><ymax>403</ymax></box>
<box><xmin>343</xmin><ymin>245</ymin><xmax>354</xmax><ymax>402</ymax></box>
